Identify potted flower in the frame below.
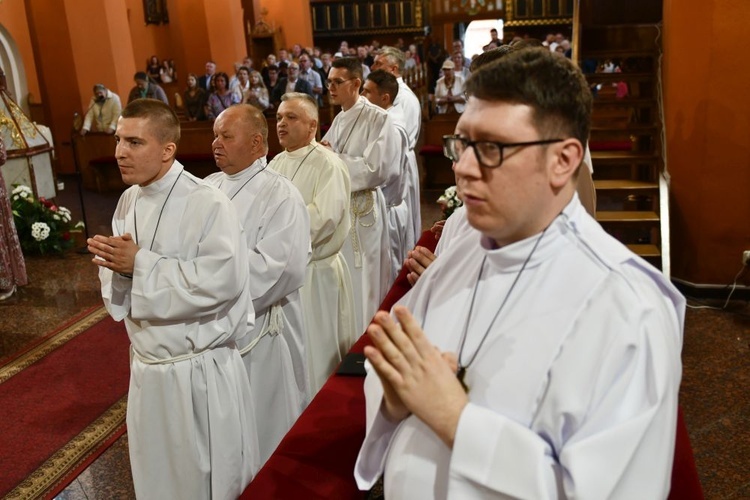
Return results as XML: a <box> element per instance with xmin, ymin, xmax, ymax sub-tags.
<box><xmin>437</xmin><ymin>185</ymin><xmax>463</xmax><ymax>219</ymax></box>
<box><xmin>10</xmin><ymin>185</ymin><xmax>84</xmax><ymax>255</ymax></box>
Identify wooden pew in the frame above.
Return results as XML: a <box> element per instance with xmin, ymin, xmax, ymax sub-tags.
<box><xmin>418</xmin><ymin>113</ymin><xmax>459</xmax><ymax>189</ymax></box>
<box><xmin>72</xmin><ymin>116</ymin><xmax>284</xmax><ymax>193</ymax></box>
<box><xmin>71</xmin><ymin>132</ymin><xmax>118</xmax><ymax>192</ymax></box>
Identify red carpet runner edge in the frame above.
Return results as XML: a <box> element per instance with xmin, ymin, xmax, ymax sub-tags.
<box><xmin>0</xmin><ymin>307</ymin><xmax>130</xmax><ymax>499</ymax></box>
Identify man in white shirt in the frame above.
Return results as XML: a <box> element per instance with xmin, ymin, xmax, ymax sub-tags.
<box><xmin>269</xmin><ymin>93</ymin><xmax>356</xmax><ymax>392</ymax></box>
<box><xmin>361</xmin><ymin>70</ymin><xmax>413</xmax><ymax>281</ymax></box>
<box><xmin>205</xmin><ymin>104</ymin><xmax>311</xmax><ymax>466</ymax></box>
<box><xmin>87</xmin><ymin>99</ymin><xmax>259</xmax><ymax>499</ymax></box>
<box><xmin>371</xmin><ymin>46</ymin><xmax>422</xmax><ymax>244</ymax></box>
<box><xmin>298</xmin><ymin>53</ymin><xmax>324</xmax><ymax>106</ymax></box>
<box><xmin>356</xmin><ymin>48</ymin><xmax>685</xmax><ymax>499</ymax></box>
<box><xmin>320</xmin><ymin>57</ymin><xmax>401</xmax><ymax>334</ymax></box>
<box><xmin>81</xmin><ymin>84</ymin><xmax>122</xmax><ymax>135</ymax></box>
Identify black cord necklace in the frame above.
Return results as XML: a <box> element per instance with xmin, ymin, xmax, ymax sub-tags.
<box><xmin>289</xmin><ymin>145</ymin><xmax>318</xmax><ymax>181</ymax></box>
<box><xmin>454</xmin><ymin>224</ymin><xmax>550</xmax><ymax>392</ymax></box>
<box><xmin>220</xmin><ymin>161</ymin><xmax>268</xmax><ymax>201</ymax></box>
<box><xmin>133</xmin><ymin>170</ymin><xmax>182</xmax><ymax>252</ymax></box>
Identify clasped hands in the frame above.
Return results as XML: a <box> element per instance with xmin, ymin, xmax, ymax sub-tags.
<box><xmin>365</xmin><ymin>306</ymin><xmax>468</xmax><ymax>448</ymax></box>
<box><xmin>87</xmin><ymin>233</ymin><xmax>140</xmax><ymax>276</ymax></box>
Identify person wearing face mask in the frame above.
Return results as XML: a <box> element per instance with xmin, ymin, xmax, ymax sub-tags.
<box><xmin>81</xmin><ymin>84</ymin><xmax>122</xmax><ymax>135</ymax></box>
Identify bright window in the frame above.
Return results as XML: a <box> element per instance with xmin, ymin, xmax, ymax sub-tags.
<box><xmin>463</xmin><ymin>19</ymin><xmax>503</xmax><ymax>59</ymax></box>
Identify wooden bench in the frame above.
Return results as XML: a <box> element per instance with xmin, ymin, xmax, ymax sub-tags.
<box><xmin>418</xmin><ymin>113</ymin><xmax>459</xmax><ymax>189</ymax></box>
<box><xmin>72</xmin><ymin>116</ymin><xmax>284</xmax><ymax>193</ymax></box>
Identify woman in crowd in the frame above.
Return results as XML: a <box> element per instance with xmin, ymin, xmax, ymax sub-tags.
<box><xmin>243</xmin><ymin>70</ymin><xmax>269</xmax><ymax>111</ymax></box>
<box><xmin>231</xmin><ymin>66</ymin><xmax>251</xmax><ymax>103</ymax></box>
<box><xmin>452</xmin><ymin>51</ymin><xmax>471</xmax><ymax>81</ymax></box>
<box><xmin>0</xmin><ymin>137</ymin><xmax>28</xmax><ymax>301</ymax></box>
<box><xmin>264</xmin><ymin>64</ymin><xmax>281</xmax><ymax>96</ymax></box>
<box><xmin>160</xmin><ymin>59</ymin><xmax>176</xmax><ymax>83</ymax></box>
<box><xmin>205</xmin><ymin>72</ymin><xmax>239</xmax><ymax>121</ymax></box>
<box><xmin>146</xmin><ymin>55</ymin><xmax>161</xmax><ymax>83</ymax></box>
<box><xmin>183</xmin><ymin>73</ymin><xmax>207</xmax><ymax>121</ymax></box>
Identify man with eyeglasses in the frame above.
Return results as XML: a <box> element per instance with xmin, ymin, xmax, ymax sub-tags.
<box><xmin>297</xmin><ymin>53</ymin><xmax>324</xmax><ymax>106</ymax></box>
<box><xmin>320</xmin><ymin>57</ymin><xmax>401</xmax><ymax>335</ymax></box>
<box><xmin>356</xmin><ymin>48</ymin><xmax>684</xmax><ymax>498</ymax></box>
<box><xmin>270</xmin><ymin>61</ymin><xmax>314</xmax><ymax>108</ymax></box>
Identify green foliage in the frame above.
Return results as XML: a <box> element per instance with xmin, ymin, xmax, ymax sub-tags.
<box><xmin>10</xmin><ymin>185</ymin><xmax>83</xmax><ymax>255</ymax></box>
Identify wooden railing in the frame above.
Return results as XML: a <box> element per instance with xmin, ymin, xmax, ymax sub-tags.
<box><xmin>402</xmin><ymin>62</ymin><xmax>430</xmax><ymax>119</ymax></box>
<box><xmin>72</xmin><ymin>116</ymin><xmax>284</xmax><ymax>193</ymax></box>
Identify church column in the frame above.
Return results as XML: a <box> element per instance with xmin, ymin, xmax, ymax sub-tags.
<box><xmin>25</xmin><ymin>0</ymin><xmax>136</xmax><ymax>174</ymax></box>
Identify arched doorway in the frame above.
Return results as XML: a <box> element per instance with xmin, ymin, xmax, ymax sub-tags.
<box><xmin>0</xmin><ymin>24</ymin><xmax>29</xmax><ymax>113</ymax></box>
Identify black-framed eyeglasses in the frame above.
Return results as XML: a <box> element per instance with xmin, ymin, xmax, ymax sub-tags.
<box><xmin>325</xmin><ymin>77</ymin><xmax>357</xmax><ymax>88</ymax></box>
<box><xmin>442</xmin><ymin>134</ymin><xmax>564</xmax><ymax>169</ymax></box>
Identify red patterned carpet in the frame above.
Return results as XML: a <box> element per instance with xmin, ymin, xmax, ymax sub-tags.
<box><xmin>0</xmin><ymin>307</ymin><xmax>130</xmax><ymax>499</ymax></box>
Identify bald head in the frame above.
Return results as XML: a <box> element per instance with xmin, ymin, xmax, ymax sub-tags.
<box><xmin>212</xmin><ymin>104</ymin><xmax>268</xmax><ymax>175</ymax></box>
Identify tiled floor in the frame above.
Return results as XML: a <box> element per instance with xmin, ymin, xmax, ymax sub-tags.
<box><xmin>2</xmin><ymin>175</ymin><xmax>749</xmax><ymax>499</ymax></box>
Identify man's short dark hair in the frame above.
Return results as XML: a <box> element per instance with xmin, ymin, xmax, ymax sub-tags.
<box><xmin>465</xmin><ymin>48</ymin><xmax>591</xmax><ymax>145</ymax></box>
<box><xmin>134</xmin><ymin>71</ymin><xmax>148</xmax><ymax>81</ymax></box>
<box><xmin>470</xmin><ymin>45</ymin><xmax>513</xmax><ymax>72</ymax></box>
<box><xmin>366</xmin><ymin>69</ymin><xmax>399</xmax><ymax>103</ymax></box>
<box><xmin>331</xmin><ymin>57</ymin><xmax>363</xmax><ymax>80</ymax></box>
<box><xmin>121</xmin><ymin>98</ymin><xmax>180</xmax><ymax>145</ymax></box>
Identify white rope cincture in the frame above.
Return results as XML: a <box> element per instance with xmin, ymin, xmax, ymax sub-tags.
<box><xmin>238</xmin><ymin>302</ymin><xmax>284</xmax><ymax>356</ymax></box>
<box><xmin>350</xmin><ymin>189</ymin><xmax>376</xmax><ymax>268</ymax></box>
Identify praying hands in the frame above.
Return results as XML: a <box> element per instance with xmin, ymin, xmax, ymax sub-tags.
<box><xmin>405</xmin><ymin>246</ymin><xmax>437</xmax><ymax>286</ymax></box>
<box><xmin>87</xmin><ymin>233</ymin><xmax>139</xmax><ymax>276</ymax></box>
<box><xmin>364</xmin><ymin>306</ymin><xmax>468</xmax><ymax>448</ymax></box>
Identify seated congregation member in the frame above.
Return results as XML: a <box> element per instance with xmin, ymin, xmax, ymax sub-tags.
<box><xmin>159</xmin><ymin>59</ymin><xmax>175</xmax><ymax>83</ymax></box>
<box><xmin>356</xmin><ymin>48</ymin><xmax>685</xmax><ymax>498</ymax></box>
<box><xmin>127</xmin><ymin>71</ymin><xmax>168</xmax><ymax>104</ymax></box>
<box><xmin>81</xmin><ymin>84</ymin><xmax>122</xmax><ymax>135</ymax></box>
<box><xmin>206</xmin><ymin>72</ymin><xmax>240</xmax><ymax>121</ymax></box>
<box><xmin>320</xmin><ymin>57</ymin><xmax>401</xmax><ymax>335</ymax></box>
<box><xmin>361</xmin><ymin>70</ymin><xmax>413</xmax><ymax>281</ymax></box>
<box><xmin>244</xmin><ymin>70</ymin><xmax>270</xmax><ymax>111</ymax></box>
<box><xmin>434</xmin><ymin>59</ymin><xmax>466</xmax><ymax>114</ymax></box>
<box><xmin>269</xmin><ymin>93</ymin><xmax>356</xmax><ymax>392</ymax></box>
<box><xmin>231</xmin><ymin>65</ymin><xmax>252</xmax><ymax>103</ymax></box>
<box><xmin>183</xmin><ymin>73</ymin><xmax>207</xmax><ymax>121</ymax></box>
<box><xmin>88</xmin><ymin>99</ymin><xmax>259</xmax><ymax>498</ymax></box>
<box><xmin>205</xmin><ymin>104</ymin><xmax>312</xmax><ymax>466</ymax></box>
<box><xmin>270</xmin><ymin>61</ymin><xmax>314</xmax><ymax>108</ymax></box>
<box><xmin>198</xmin><ymin>60</ymin><xmax>216</xmax><ymax>91</ymax></box>
<box><xmin>297</xmin><ymin>53</ymin><xmax>324</xmax><ymax>106</ymax></box>
<box><xmin>146</xmin><ymin>55</ymin><xmax>160</xmax><ymax>82</ymax></box>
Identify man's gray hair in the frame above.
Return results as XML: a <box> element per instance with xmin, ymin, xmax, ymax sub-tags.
<box><xmin>377</xmin><ymin>46</ymin><xmax>405</xmax><ymax>75</ymax></box>
<box><xmin>280</xmin><ymin>92</ymin><xmax>319</xmax><ymax>122</ymax></box>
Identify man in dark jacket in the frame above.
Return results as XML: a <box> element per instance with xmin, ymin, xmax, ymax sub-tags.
<box><xmin>127</xmin><ymin>71</ymin><xmax>169</xmax><ymax>104</ymax></box>
<box><xmin>270</xmin><ymin>62</ymin><xmax>314</xmax><ymax>107</ymax></box>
